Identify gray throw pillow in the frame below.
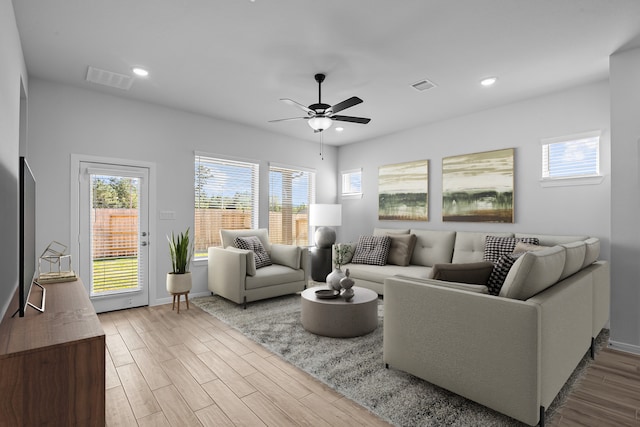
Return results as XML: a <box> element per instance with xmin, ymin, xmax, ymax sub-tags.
<box><xmin>428</xmin><ymin>261</ymin><xmax>495</xmax><ymax>285</ymax></box>
<box><xmin>386</xmin><ymin>233</ymin><xmax>418</xmax><ymax>266</ymax></box>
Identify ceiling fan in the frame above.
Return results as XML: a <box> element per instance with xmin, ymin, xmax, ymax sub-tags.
<box><xmin>269</xmin><ymin>73</ymin><xmax>371</xmax><ymax>133</ymax></box>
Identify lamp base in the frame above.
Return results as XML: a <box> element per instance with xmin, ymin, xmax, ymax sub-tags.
<box><xmin>314</xmin><ymin>226</ymin><xmax>336</xmax><ymax>249</ymax></box>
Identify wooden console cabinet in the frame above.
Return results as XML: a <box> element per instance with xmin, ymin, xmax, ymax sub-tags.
<box><xmin>0</xmin><ymin>279</ymin><xmax>105</xmax><ymax>426</ymax></box>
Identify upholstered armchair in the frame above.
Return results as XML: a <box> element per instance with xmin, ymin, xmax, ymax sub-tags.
<box><xmin>208</xmin><ymin>229</ymin><xmax>309</xmax><ymax>308</ymax></box>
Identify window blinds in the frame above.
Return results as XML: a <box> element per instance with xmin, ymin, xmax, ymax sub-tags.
<box><xmin>268</xmin><ymin>164</ymin><xmax>316</xmax><ymax>246</ymax></box>
<box><xmin>194</xmin><ymin>154</ymin><xmax>259</xmax><ymax>258</ymax></box>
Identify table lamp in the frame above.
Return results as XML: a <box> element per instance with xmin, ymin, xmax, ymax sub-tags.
<box><xmin>309</xmin><ymin>204</ymin><xmax>342</xmax><ymax>248</ymax></box>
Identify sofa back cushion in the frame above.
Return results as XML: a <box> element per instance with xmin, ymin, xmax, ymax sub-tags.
<box><xmin>514</xmin><ymin>233</ymin><xmax>589</xmax><ymax>246</ymax></box>
<box><xmin>221</xmin><ymin>228</ymin><xmax>271</xmax><ymax>252</ymax></box>
<box><xmin>452</xmin><ymin>232</ymin><xmax>514</xmax><ymax>263</ymax></box>
<box><xmin>582</xmin><ymin>237</ymin><xmax>600</xmax><ymax>268</ymax></box>
<box><xmin>373</xmin><ymin>227</ymin><xmax>410</xmax><ymax>235</ymax></box>
<box><xmin>559</xmin><ymin>241</ymin><xmax>586</xmax><ymax>280</ymax></box>
<box><xmin>409</xmin><ymin>229</ymin><xmax>456</xmax><ymax>267</ymax></box>
<box><xmin>499</xmin><ymin>246</ymin><xmax>567</xmax><ymax>300</ymax></box>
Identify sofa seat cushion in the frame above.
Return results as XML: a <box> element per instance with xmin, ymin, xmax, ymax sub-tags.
<box><xmin>393</xmin><ymin>275</ymin><xmax>489</xmax><ymax>294</ymax></box>
<box><xmin>245</xmin><ymin>265</ymin><xmax>304</xmax><ymax>290</ymax></box>
<box><xmin>428</xmin><ymin>261</ymin><xmax>494</xmax><ymax>285</ymax></box>
<box><xmin>344</xmin><ymin>263</ymin><xmax>431</xmax><ymax>284</ymax></box>
<box><xmin>352</xmin><ymin>235</ymin><xmax>392</xmax><ymax>266</ymax></box>
<box><xmin>499</xmin><ymin>246</ymin><xmax>567</xmax><ymax>300</ymax></box>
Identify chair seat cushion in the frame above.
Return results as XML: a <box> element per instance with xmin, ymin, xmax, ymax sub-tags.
<box><xmin>245</xmin><ymin>265</ymin><xmax>305</xmax><ymax>290</ymax></box>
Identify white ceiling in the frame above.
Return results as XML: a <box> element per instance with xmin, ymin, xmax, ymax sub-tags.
<box><xmin>12</xmin><ymin>0</ymin><xmax>640</xmax><ymax>146</ymax></box>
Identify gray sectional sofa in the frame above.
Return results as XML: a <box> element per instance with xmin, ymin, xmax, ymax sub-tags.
<box><xmin>336</xmin><ymin>227</ymin><xmax>609</xmax><ymax>426</ymax></box>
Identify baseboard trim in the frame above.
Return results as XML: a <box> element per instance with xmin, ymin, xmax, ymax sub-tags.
<box><xmin>608</xmin><ymin>340</ymin><xmax>640</xmax><ymax>355</ymax></box>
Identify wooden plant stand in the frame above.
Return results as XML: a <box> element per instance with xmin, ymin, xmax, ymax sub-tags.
<box><xmin>171</xmin><ymin>292</ymin><xmax>190</xmax><ymax>314</ymax></box>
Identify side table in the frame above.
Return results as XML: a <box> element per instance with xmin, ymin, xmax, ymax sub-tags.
<box><xmin>309</xmin><ymin>247</ymin><xmax>332</xmax><ymax>282</ymax></box>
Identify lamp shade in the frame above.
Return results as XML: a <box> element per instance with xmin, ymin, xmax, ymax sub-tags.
<box><xmin>309</xmin><ymin>204</ymin><xmax>342</xmax><ymax>226</ymax></box>
<box><xmin>308</xmin><ymin>116</ymin><xmax>333</xmax><ymax>132</ymax></box>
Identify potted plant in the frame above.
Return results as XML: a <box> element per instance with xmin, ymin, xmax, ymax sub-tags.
<box><xmin>326</xmin><ymin>243</ymin><xmax>351</xmax><ymax>291</ymax></box>
<box><xmin>166</xmin><ymin>227</ymin><xmax>194</xmax><ymax>301</ymax></box>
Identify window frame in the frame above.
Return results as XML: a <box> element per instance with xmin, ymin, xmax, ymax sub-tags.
<box><xmin>194</xmin><ymin>152</ymin><xmax>259</xmax><ymax>260</ymax></box>
<box><xmin>341</xmin><ymin>168</ymin><xmax>363</xmax><ymax>199</ymax></box>
<box><xmin>540</xmin><ymin>130</ymin><xmax>604</xmax><ymax>187</ymax></box>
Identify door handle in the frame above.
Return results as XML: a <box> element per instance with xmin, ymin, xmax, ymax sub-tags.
<box><xmin>141</xmin><ymin>232</ymin><xmax>148</xmax><ymax>237</ymax></box>
<box><xmin>141</xmin><ymin>241</ymin><xmax>148</xmax><ymax>247</ymax></box>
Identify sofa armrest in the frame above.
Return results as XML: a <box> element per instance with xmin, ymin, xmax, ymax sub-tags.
<box><xmin>208</xmin><ymin>247</ymin><xmax>249</xmax><ymax>304</ymax></box>
<box><xmin>271</xmin><ymin>244</ymin><xmax>302</xmax><ymax>269</ymax></box>
<box><xmin>383</xmin><ymin>277</ymin><xmax>541</xmax><ymax>426</ymax></box>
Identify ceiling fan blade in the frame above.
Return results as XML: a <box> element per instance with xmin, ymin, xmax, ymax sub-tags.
<box><xmin>268</xmin><ymin>117</ymin><xmax>307</xmax><ymax>123</ymax></box>
<box><xmin>327</xmin><ymin>96</ymin><xmax>363</xmax><ymax>115</ymax></box>
<box><xmin>280</xmin><ymin>98</ymin><xmax>314</xmax><ymax>115</ymax></box>
<box><xmin>331</xmin><ymin>115</ymin><xmax>371</xmax><ymax>124</ymax></box>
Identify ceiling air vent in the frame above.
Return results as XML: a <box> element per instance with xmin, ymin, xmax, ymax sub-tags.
<box><xmin>411</xmin><ymin>78</ymin><xmax>437</xmax><ymax>92</ymax></box>
<box><xmin>86</xmin><ymin>66</ymin><xmax>134</xmax><ymax>91</ymax></box>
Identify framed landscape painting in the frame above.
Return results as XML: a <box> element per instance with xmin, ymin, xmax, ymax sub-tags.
<box><xmin>442</xmin><ymin>148</ymin><xmax>514</xmax><ymax>223</ymax></box>
<box><xmin>378</xmin><ymin>160</ymin><xmax>428</xmax><ymax>221</ymax></box>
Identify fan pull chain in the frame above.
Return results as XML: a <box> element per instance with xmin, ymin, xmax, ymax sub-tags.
<box><xmin>319</xmin><ymin>132</ymin><xmax>324</xmax><ymax>160</ymax></box>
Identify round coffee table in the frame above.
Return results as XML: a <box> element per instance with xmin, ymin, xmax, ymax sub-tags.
<box><xmin>300</xmin><ymin>286</ymin><xmax>379</xmax><ymax>338</ymax></box>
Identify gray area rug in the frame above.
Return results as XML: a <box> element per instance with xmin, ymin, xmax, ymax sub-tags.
<box><xmin>192</xmin><ymin>293</ymin><xmax>608</xmax><ymax>426</ymax></box>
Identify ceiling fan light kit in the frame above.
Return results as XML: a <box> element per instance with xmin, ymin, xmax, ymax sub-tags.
<box><xmin>270</xmin><ymin>73</ymin><xmax>371</xmax><ymax>134</ymax></box>
<box><xmin>308</xmin><ymin>116</ymin><xmax>333</xmax><ymax>131</ymax></box>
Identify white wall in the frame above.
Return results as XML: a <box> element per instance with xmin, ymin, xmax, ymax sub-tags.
<box><xmin>27</xmin><ymin>78</ymin><xmax>338</xmax><ymax>306</ymax></box>
<box><xmin>610</xmin><ymin>47</ymin><xmax>640</xmax><ymax>352</ymax></box>
<box><xmin>0</xmin><ymin>0</ymin><xmax>29</xmax><ymax>319</ymax></box>
<box><xmin>338</xmin><ymin>81</ymin><xmax>611</xmax><ymax>261</ymax></box>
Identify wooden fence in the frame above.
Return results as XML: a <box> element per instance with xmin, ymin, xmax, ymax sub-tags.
<box><xmin>91</xmin><ymin>208</ymin><xmax>309</xmax><ymax>259</ymax></box>
<box><xmin>92</xmin><ymin>208</ymin><xmax>138</xmax><ymax>259</ymax></box>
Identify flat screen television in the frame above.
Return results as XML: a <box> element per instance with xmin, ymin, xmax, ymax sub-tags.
<box><xmin>14</xmin><ymin>156</ymin><xmax>44</xmax><ymax>317</ymax></box>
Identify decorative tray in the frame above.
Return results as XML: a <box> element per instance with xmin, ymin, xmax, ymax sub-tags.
<box><xmin>315</xmin><ymin>289</ymin><xmax>340</xmax><ymax>299</ymax></box>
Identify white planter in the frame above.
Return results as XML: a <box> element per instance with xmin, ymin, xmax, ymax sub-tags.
<box><xmin>166</xmin><ymin>272</ymin><xmax>192</xmax><ymax>294</ymax></box>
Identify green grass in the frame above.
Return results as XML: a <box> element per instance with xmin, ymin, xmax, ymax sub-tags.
<box><xmin>92</xmin><ymin>257</ymin><xmax>139</xmax><ymax>293</ymax></box>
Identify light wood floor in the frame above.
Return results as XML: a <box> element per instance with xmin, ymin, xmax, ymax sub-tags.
<box><xmin>101</xmin><ymin>303</ymin><xmax>639</xmax><ymax>427</ymax></box>
<box><xmin>549</xmin><ymin>348</ymin><xmax>640</xmax><ymax>426</ymax></box>
<box><xmin>99</xmin><ymin>302</ymin><xmax>392</xmax><ymax>427</ymax></box>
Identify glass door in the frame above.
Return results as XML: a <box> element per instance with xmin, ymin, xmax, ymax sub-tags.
<box><xmin>78</xmin><ymin>162</ymin><xmax>150</xmax><ymax>313</ymax></box>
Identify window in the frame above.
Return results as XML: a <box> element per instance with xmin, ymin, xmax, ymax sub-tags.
<box><xmin>541</xmin><ymin>131</ymin><xmax>603</xmax><ymax>186</ymax></box>
<box><xmin>194</xmin><ymin>154</ymin><xmax>259</xmax><ymax>259</ymax></box>
<box><xmin>269</xmin><ymin>164</ymin><xmax>316</xmax><ymax>245</ymax></box>
<box><xmin>341</xmin><ymin>168</ymin><xmax>362</xmax><ymax>199</ymax></box>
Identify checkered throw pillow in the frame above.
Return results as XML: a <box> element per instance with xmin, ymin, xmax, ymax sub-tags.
<box><xmin>483</xmin><ymin>236</ymin><xmax>539</xmax><ymax>264</ymax></box>
<box><xmin>487</xmin><ymin>253</ymin><xmax>522</xmax><ymax>295</ymax></box>
<box><xmin>234</xmin><ymin>236</ymin><xmax>272</xmax><ymax>269</ymax></box>
<box><xmin>351</xmin><ymin>235</ymin><xmax>392</xmax><ymax>266</ymax></box>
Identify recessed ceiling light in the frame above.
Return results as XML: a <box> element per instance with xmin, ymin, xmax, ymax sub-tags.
<box><xmin>480</xmin><ymin>77</ymin><xmax>497</xmax><ymax>87</ymax></box>
<box><xmin>132</xmin><ymin>67</ymin><xmax>149</xmax><ymax>77</ymax></box>
<box><xmin>335</xmin><ymin>127</ymin><xmax>344</xmax><ymax>132</ymax></box>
